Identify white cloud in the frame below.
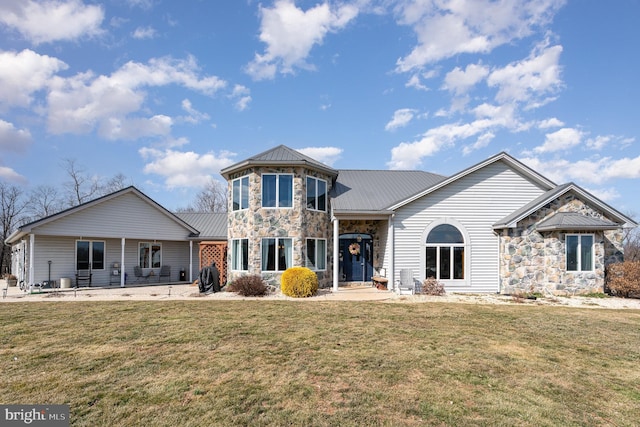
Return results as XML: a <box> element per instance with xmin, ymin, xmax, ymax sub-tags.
<box><xmin>0</xmin><ymin>0</ymin><xmax>104</xmax><ymax>44</ymax></box>
<box><xmin>521</xmin><ymin>155</ymin><xmax>640</xmax><ymax>185</ymax></box>
<box><xmin>405</xmin><ymin>74</ymin><xmax>430</xmax><ymax>91</ymax></box>
<box><xmin>538</xmin><ymin>117</ymin><xmax>564</xmax><ymax>129</ymax></box>
<box><xmin>385</xmin><ymin>108</ymin><xmax>418</xmax><ymax>131</ymax></box>
<box><xmin>229</xmin><ymin>85</ymin><xmax>252</xmax><ymax>111</ymax></box>
<box><xmin>132</xmin><ymin>26</ymin><xmax>157</xmax><ymax>39</ymax></box>
<box><xmin>487</xmin><ymin>40</ymin><xmax>563</xmax><ymax>106</ymax></box>
<box><xmin>0</xmin><ymin>119</ymin><xmax>32</xmax><ymax>152</ymax></box>
<box><xmin>0</xmin><ymin>165</ymin><xmax>27</xmax><ymax>184</ymax></box>
<box><xmin>47</xmin><ymin>56</ymin><xmax>227</xmax><ymax>138</ymax></box>
<box><xmin>462</xmin><ymin>132</ymin><xmax>495</xmax><ymax>155</ymax></box>
<box><xmin>0</xmin><ymin>49</ymin><xmax>67</xmax><ymax>108</ymax></box>
<box><xmin>297</xmin><ymin>146</ymin><xmax>342</xmax><ymax>166</ymax></box>
<box><xmin>534</xmin><ymin>127</ymin><xmax>584</xmax><ymax>153</ymax></box>
<box><xmin>140</xmin><ymin>147</ymin><xmax>236</xmax><ymax>188</ymax></box>
<box><xmin>245</xmin><ymin>0</ymin><xmax>359</xmax><ymax>80</ymax></box>
<box><xmin>586</xmin><ymin>135</ymin><xmax>611</xmax><ymax>150</ymax></box>
<box><xmin>584</xmin><ymin>187</ymin><xmax>620</xmax><ymax>202</ymax></box>
<box><xmin>395</xmin><ymin>0</ymin><xmax>565</xmax><ymax>72</ymax></box>
<box><xmin>443</xmin><ymin>63</ymin><xmax>489</xmax><ymax>95</ymax></box>
<box><xmin>180</xmin><ymin>99</ymin><xmax>210</xmax><ymax>124</ymax></box>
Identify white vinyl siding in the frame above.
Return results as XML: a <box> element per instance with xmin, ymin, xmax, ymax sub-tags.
<box><xmin>392</xmin><ymin>161</ymin><xmax>548</xmax><ymax>293</ymax></box>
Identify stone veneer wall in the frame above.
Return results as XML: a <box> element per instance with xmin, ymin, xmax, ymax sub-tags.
<box><xmin>338</xmin><ymin>219</ymin><xmax>387</xmax><ymax>272</ymax></box>
<box><xmin>227</xmin><ymin>166</ymin><xmax>334</xmax><ymax>288</ymax></box>
<box><xmin>499</xmin><ymin>194</ymin><xmax>624</xmax><ymax>295</ymax></box>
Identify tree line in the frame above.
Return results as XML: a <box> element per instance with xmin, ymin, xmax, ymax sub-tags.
<box><xmin>1</xmin><ymin>160</ymin><xmax>227</xmax><ymax>276</ymax></box>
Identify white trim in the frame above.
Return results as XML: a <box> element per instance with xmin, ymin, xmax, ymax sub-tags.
<box><xmin>305</xmin><ymin>237</ymin><xmax>327</xmax><ymax>271</ymax></box>
<box><xmin>231</xmin><ymin>176</ymin><xmax>250</xmax><ymax>211</ymax></box>
<box><xmin>566</xmin><ymin>233</ymin><xmax>595</xmax><ymax>272</ymax></box>
<box><xmin>261</xmin><ymin>173</ymin><xmax>294</xmax><ymax>209</ymax></box>
<box><xmin>333</xmin><ymin>217</ymin><xmax>339</xmax><ymax>292</ymax></box>
<box><xmin>306</xmin><ymin>175</ymin><xmax>328</xmax><ymax>212</ymax></box>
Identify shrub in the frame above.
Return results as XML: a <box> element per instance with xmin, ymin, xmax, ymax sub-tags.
<box><xmin>281</xmin><ymin>267</ymin><xmax>318</xmax><ymax>298</ymax></box>
<box><xmin>228</xmin><ymin>275</ymin><xmax>269</xmax><ymax>297</ymax></box>
<box><xmin>421</xmin><ymin>277</ymin><xmax>446</xmax><ymax>296</ymax></box>
<box><xmin>607</xmin><ymin>261</ymin><xmax>640</xmax><ymax>298</ymax></box>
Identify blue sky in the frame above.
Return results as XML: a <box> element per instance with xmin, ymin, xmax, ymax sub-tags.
<box><xmin>1</xmin><ymin>0</ymin><xmax>639</xmax><ymax>216</ymax></box>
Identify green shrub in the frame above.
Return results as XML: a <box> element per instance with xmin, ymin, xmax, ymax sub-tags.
<box><xmin>281</xmin><ymin>267</ymin><xmax>318</xmax><ymax>298</ymax></box>
<box><xmin>228</xmin><ymin>275</ymin><xmax>269</xmax><ymax>297</ymax></box>
<box><xmin>421</xmin><ymin>277</ymin><xmax>446</xmax><ymax>296</ymax></box>
<box><xmin>607</xmin><ymin>261</ymin><xmax>640</xmax><ymax>298</ymax></box>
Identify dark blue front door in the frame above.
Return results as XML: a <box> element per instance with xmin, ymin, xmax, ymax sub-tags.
<box><xmin>340</xmin><ymin>237</ymin><xmax>373</xmax><ymax>282</ymax></box>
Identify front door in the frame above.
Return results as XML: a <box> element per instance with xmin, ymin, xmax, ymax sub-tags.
<box><xmin>340</xmin><ymin>236</ymin><xmax>373</xmax><ymax>282</ymax></box>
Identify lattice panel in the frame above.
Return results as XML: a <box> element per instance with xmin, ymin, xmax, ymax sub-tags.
<box><xmin>199</xmin><ymin>242</ymin><xmax>228</xmax><ymax>285</ymax></box>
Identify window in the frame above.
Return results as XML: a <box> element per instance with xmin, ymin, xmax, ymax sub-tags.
<box><xmin>139</xmin><ymin>242</ymin><xmax>162</xmax><ymax>268</ymax></box>
<box><xmin>306</xmin><ymin>176</ymin><xmax>327</xmax><ymax>211</ymax></box>
<box><xmin>76</xmin><ymin>240</ymin><xmax>105</xmax><ymax>270</ymax></box>
<box><xmin>232</xmin><ymin>176</ymin><xmax>249</xmax><ymax>211</ymax></box>
<box><xmin>306</xmin><ymin>238</ymin><xmax>326</xmax><ymax>270</ymax></box>
<box><xmin>425</xmin><ymin>224</ymin><xmax>464</xmax><ymax>280</ymax></box>
<box><xmin>261</xmin><ymin>238</ymin><xmax>292</xmax><ymax>271</ymax></box>
<box><xmin>231</xmin><ymin>239</ymin><xmax>249</xmax><ymax>271</ymax></box>
<box><xmin>262</xmin><ymin>174</ymin><xmax>293</xmax><ymax>208</ymax></box>
<box><xmin>566</xmin><ymin>234</ymin><xmax>594</xmax><ymax>272</ymax></box>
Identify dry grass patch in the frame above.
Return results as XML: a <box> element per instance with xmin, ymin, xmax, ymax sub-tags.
<box><xmin>1</xmin><ymin>302</ymin><xmax>640</xmax><ymax>426</ymax></box>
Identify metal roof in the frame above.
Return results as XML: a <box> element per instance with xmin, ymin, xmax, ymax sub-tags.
<box><xmin>330</xmin><ymin>169</ymin><xmax>446</xmax><ymax>214</ymax></box>
<box><xmin>221</xmin><ymin>144</ymin><xmax>338</xmax><ymax>178</ymax></box>
<box><xmin>175</xmin><ymin>212</ymin><xmax>227</xmax><ymax>240</ymax></box>
<box><xmin>536</xmin><ymin>212</ymin><xmax>620</xmax><ymax>231</ymax></box>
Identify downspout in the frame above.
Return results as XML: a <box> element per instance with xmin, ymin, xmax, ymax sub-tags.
<box><xmin>332</xmin><ymin>214</ymin><xmax>339</xmax><ymax>292</ymax></box>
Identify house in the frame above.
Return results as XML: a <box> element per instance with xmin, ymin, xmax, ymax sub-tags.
<box><xmin>6</xmin><ymin>145</ymin><xmax>636</xmax><ymax>295</ymax></box>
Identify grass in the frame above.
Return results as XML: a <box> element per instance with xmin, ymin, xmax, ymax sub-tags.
<box><xmin>1</xmin><ymin>301</ymin><xmax>640</xmax><ymax>426</ymax></box>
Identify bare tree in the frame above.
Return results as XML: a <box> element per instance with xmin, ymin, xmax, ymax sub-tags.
<box><xmin>103</xmin><ymin>173</ymin><xmax>133</xmax><ymax>194</ymax></box>
<box><xmin>0</xmin><ymin>182</ymin><xmax>28</xmax><ymax>276</ymax></box>
<box><xmin>176</xmin><ymin>178</ymin><xmax>228</xmax><ymax>213</ymax></box>
<box><xmin>62</xmin><ymin>158</ymin><xmax>102</xmax><ymax>206</ymax></box>
<box><xmin>26</xmin><ymin>185</ymin><xmax>65</xmax><ymax>221</ymax></box>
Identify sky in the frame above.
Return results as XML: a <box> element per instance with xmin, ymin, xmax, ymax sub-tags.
<box><xmin>0</xmin><ymin>0</ymin><xmax>639</xmax><ymax>217</ymax></box>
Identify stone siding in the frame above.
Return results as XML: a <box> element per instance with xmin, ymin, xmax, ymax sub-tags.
<box><xmin>227</xmin><ymin>166</ymin><xmax>334</xmax><ymax>288</ymax></box>
<box><xmin>499</xmin><ymin>194</ymin><xmax>624</xmax><ymax>295</ymax></box>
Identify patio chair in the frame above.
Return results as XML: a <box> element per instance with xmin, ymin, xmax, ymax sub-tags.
<box><xmin>397</xmin><ymin>269</ymin><xmax>415</xmax><ymax>295</ymax></box>
<box><xmin>75</xmin><ymin>267</ymin><xmax>92</xmax><ymax>287</ymax></box>
<box><xmin>133</xmin><ymin>266</ymin><xmax>152</xmax><ymax>283</ymax></box>
<box><xmin>159</xmin><ymin>265</ymin><xmax>171</xmax><ymax>282</ymax></box>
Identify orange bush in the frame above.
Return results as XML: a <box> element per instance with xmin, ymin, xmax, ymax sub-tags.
<box><xmin>607</xmin><ymin>261</ymin><xmax>640</xmax><ymax>298</ymax></box>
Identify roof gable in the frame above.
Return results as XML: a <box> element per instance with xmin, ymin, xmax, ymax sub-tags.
<box><xmin>493</xmin><ymin>183</ymin><xmax>637</xmax><ymax>229</ymax></box>
<box><xmin>389</xmin><ymin>152</ymin><xmax>556</xmax><ymax>210</ymax></box>
<box><xmin>6</xmin><ymin>186</ymin><xmax>198</xmax><ymax>244</ymax></box>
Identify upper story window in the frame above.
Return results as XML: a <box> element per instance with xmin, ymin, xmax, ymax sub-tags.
<box><xmin>306</xmin><ymin>176</ymin><xmax>327</xmax><ymax>212</ymax></box>
<box><xmin>232</xmin><ymin>176</ymin><xmax>249</xmax><ymax>211</ymax></box>
<box><xmin>566</xmin><ymin>234</ymin><xmax>594</xmax><ymax>272</ymax></box>
<box><xmin>262</xmin><ymin>174</ymin><xmax>293</xmax><ymax>208</ymax></box>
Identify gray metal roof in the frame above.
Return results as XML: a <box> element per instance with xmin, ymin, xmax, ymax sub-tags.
<box><xmin>493</xmin><ymin>183</ymin><xmax>573</xmax><ymax>228</ymax></box>
<box><xmin>536</xmin><ymin>212</ymin><xmax>619</xmax><ymax>231</ymax></box>
<box><xmin>221</xmin><ymin>144</ymin><xmax>338</xmax><ymax>178</ymax></box>
<box><xmin>330</xmin><ymin>169</ymin><xmax>446</xmax><ymax>214</ymax></box>
<box><xmin>175</xmin><ymin>212</ymin><xmax>227</xmax><ymax>240</ymax></box>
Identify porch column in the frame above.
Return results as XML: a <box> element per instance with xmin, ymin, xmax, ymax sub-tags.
<box><xmin>333</xmin><ymin>217</ymin><xmax>339</xmax><ymax>292</ymax></box>
<box><xmin>120</xmin><ymin>238</ymin><xmax>126</xmax><ymax>287</ymax></box>
<box><xmin>189</xmin><ymin>240</ymin><xmax>193</xmax><ymax>282</ymax></box>
<box><xmin>28</xmin><ymin>234</ymin><xmax>35</xmax><ymax>287</ymax></box>
<box><xmin>388</xmin><ymin>214</ymin><xmax>395</xmax><ymax>291</ymax></box>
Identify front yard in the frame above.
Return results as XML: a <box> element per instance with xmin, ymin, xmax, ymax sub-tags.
<box><xmin>1</xmin><ymin>301</ymin><xmax>639</xmax><ymax>426</ymax></box>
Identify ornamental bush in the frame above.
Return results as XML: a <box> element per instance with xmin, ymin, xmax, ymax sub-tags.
<box><xmin>281</xmin><ymin>267</ymin><xmax>318</xmax><ymax>298</ymax></box>
<box><xmin>228</xmin><ymin>274</ymin><xmax>269</xmax><ymax>297</ymax></box>
<box><xmin>607</xmin><ymin>261</ymin><xmax>640</xmax><ymax>298</ymax></box>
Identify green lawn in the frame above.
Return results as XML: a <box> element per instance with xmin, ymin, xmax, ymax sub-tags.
<box><xmin>1</xmin><ymin>301</ymin><xmax>639</xmax><ymax>426</ymax></box>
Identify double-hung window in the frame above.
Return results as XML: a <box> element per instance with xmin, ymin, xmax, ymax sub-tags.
<box><xmin>306</xmin><ymin>238</ymin><xmax>326</xmax><ymax>270</ymax></box>
<box><xmin>566</xmin><ymin>234</ymin><xmax>594</xmax><ymax>272</ymax></box>
<box><xmin>262</xmin><ymin>174</ymin><xmax>293</xmax><ymax>208</ymax></box>
<box><xmin>139</xmin><ymin>242</ymin><xmax>162</xmax><ymax>268</ymax></box>
<box><xmin>231</xmin><ymin>239</ymin><xmax>249</xmax><ymax>271</ymax></box>
<box><xmin>76</xmin><ymin>240</ymin><xmax>105</xmax><ymax>270</ymax></box>
<box><xmin>232</xmin><ymin>176</ymin><xmax>249</xmax><ymax>211</ymax></box>
<box><xmin>306</xmin><ymin>176</ymin><xmax>327</xmax><ymax>211</ymax></box>
<box><xmin>261</xmin><ymin>238</ymin><xmax>292</xmax><ymax>271</ymax></box>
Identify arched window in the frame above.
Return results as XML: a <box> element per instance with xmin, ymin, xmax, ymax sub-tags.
<box><xmin>425</xmin><ymin>224</ymin><xmax>464</xmax><ymax>280</ymax></box>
